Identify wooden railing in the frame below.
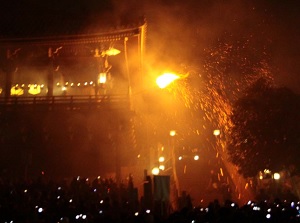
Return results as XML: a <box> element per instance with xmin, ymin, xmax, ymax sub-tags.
<box><xmin>0</xmin><ymin>95</ymin><xmax>131</xmax><ymax>111</ymax></box>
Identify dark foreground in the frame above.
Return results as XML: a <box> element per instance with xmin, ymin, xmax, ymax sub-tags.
<box><xmin>0</xmin><ymin>176</ymin><xmax>299</xmax><ymax>223</ymax></box>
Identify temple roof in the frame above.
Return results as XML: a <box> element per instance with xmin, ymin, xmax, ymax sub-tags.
<box><xmin>0</xmin><ymin>24</ymin><xmax>145</xmax><ymax>48</ymax></box>
<box><xmin>0</xmin><ymin>0</ymin><xmax>145</xmax><ymax>47</ymax></box>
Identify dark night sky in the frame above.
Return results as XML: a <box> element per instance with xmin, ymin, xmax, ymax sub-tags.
<box><xmin>0</xmin><ymin>0</ymin><xmax>299</xmax><ymax>92</ymax></box>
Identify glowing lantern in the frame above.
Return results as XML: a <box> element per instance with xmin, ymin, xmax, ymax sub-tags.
<box><xmin>159</xmin><ymin>165</ymin><xmax>165</xmax><ymax>171</ymax></box>
<box><xmin>28</xmin><ymin>84</ymin><xmax>41</xmax><ymax>95</ymax></box>
<box><xmin>158</xmin><ymin>156</ymin><xmax>165</xmax><ymax>162</ymax></box>
<box><xmin>98</xmin><ymin>73</ymin><xmax>107</xmax><ymax>84</ymax></box>
<box><xmin>273</xmin><ymin>173</ymin><xmax>280</xmax><ymax>180</ymax></box>
<box><xmin>152</xmin><ymin>167</ymin><xmax>160</xmax><ymax>175</ymax></box>
<box><xmin>170</xmin><ymin>130</ymin><xmax>176</xmax><ymax>136</ymax></box>
<box><xmin>11</xmin><ymin>86</ymin><xmax>24</xmax><ymax>96</ymax></box>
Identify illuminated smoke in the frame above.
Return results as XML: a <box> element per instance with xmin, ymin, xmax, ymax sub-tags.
<box><xmin>165</xmin><ymin>32</ymin><xmax>274</xmax><ymax>147</ymax></box>
<box><xmin>136</xmin><ymin>0</ymin><xmax>283</xmax><ymax>148</ymax></box>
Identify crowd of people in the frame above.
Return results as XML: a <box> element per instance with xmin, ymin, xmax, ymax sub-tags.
<box><xmin>0</xmin><ymin>175</ymin><xmax>138</xmax><ymax>222</ymax></box>
<box><xmin>0</xmin><ymin>175</ymin><xmax>299</xmax><ymax>222</ymax></box>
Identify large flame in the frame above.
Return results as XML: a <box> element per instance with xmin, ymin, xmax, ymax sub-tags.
<box><xmin>156</xmin><ymin>73</ymin><xmax>180</xmax><ymax>89</ymax></box>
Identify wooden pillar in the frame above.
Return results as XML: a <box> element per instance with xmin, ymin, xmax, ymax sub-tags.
<box><xmin>47</xmin><ymin>47</ymin><xmax>54</xmax><ymax>97</ymax></box>
<box><xmin>94</xmin><ymin>54</ymin><xmax>100</xmax><ymax>96</ymax></box>
<box><xmin>4</xmin><ymin>49</ymin><xmax>17</xmax><ymax>99</ymax></box>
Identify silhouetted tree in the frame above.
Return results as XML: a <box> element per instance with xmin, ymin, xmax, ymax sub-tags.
<box><xmin>228</xmin><ymin>78</ymin><xmax>300</xmax><ymax>178</ymax></box>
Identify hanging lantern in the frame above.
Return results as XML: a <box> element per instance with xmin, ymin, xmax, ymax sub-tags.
<box><xmin>11</xmin><ymin>86</ymin><xmax>24</xmax><ymax>96</ymax></box>
<box><xmin>98</xmin><ymin>73</ymin><xmax>107</xmax><ymax>84</ymax></box>
<box><xmin>28</xmin><ymin>84</ymin><xmax>41</xmax><ymax>95</ymax></box>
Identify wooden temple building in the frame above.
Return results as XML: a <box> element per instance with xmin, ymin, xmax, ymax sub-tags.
<box><xmin>0</xmin><ymin>2</ymin><xmax>147</xmax><ymax>180</ymax></box>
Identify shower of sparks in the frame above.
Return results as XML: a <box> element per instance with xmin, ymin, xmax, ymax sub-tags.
<box><xmin>136</xmin><ymin>31</ymin><xmax>275</xmax><ymax>195</ymax></box>
<box><xmin>148</xmin><ymin>32</ymin><xmax>276</xmax><ymax>202</ymax></box>
<box><xmin>163</xmin><ymin>32</ymin><xmax>274</xmax><ymax>150</ymax></box>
